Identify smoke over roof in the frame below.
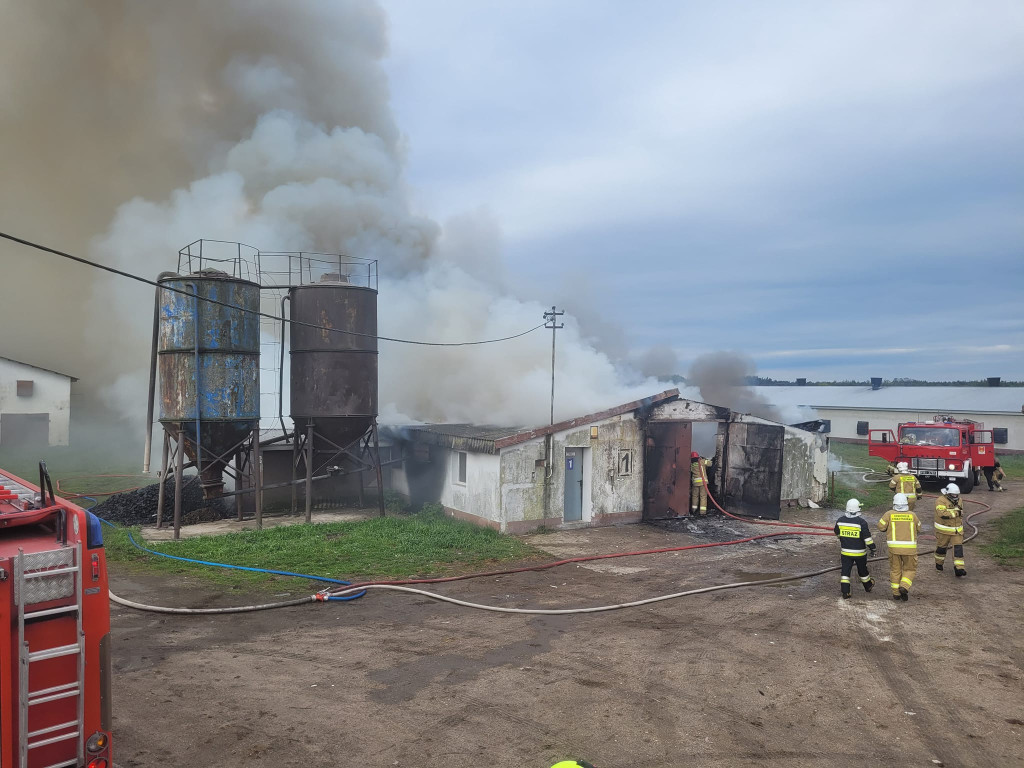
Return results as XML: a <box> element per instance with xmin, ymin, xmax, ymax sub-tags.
<box><xmin>1</xmin><ymin>0</ymin><xmax>669</xmax><ymax>434</ymax></box>
<box><xmin>688</xmin><ymin>352</ymin><xmax>784</xmax><ymax>422</ymax></box>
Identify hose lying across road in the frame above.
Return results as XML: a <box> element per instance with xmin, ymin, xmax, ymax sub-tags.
<box><xmin>317</xmin><ymin>467</ymin><xmax>993</xmax><ymax>614</ymax></box>
<box><xmin>92</xmin><ymin>474</ymin><xmax>994</xmax><ymax>616</ymax></box>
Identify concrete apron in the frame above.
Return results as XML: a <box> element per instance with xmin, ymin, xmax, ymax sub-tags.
<box><xmin>140</xmin><ymin>508</ymin><xmax>376</xmax><ymax>541</ymax></box>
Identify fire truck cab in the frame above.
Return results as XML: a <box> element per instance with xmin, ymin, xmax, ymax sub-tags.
<box><xmin>0</xmin><ymin>464</ymin><xmax>112</xmax><ymax>768</ymax></box>
<box><xmin>867</xmin><ymin>416</ymin><xmax>995</xmax><ymax>494</ymax></box>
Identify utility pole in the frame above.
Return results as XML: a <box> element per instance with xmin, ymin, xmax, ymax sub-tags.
<box><xmin>543</xmin><ymin>306</ymin><xmax>564</xmax><ymax>425</ymax></box>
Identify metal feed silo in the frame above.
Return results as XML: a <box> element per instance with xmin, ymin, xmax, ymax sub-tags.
<box><xmin>289</xmin><ymin>275</ymin><xmax>378</xmax><ymax>451</ymax></box>
<box><xmin>157</xmin><ymin>270</ymin><xmax>260</xmax><ymax>498</ymax></box>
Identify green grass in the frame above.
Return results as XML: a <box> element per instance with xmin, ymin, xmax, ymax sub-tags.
<box><xmin>103</xmin><ymin>513</ymin><xmax>545</xmax><ymax>590</ymax></box>
<box><xmin>983</xmin><ymin>506</ymin><xmax>1024</xmax><ymax>566</ymax></box>
<box><xmin>827</xmin><ymin>441</ymin><xmax>895</xmax><ymax>512</ymax></box>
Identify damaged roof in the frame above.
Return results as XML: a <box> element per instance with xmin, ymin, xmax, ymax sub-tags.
<box><xmin>395</xmin><ymin>389</ymin><xmax>681</xmax><ymax>454</ymax></box>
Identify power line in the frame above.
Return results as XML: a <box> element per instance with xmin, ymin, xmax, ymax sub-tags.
<box><xmin>0</xmin><ymin>230</ymin><xmax>544</xmax><ymax>347</ymax></box>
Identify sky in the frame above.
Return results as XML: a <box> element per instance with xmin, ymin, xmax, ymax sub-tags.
<box><xmin>380</xmin><ymin>0</ymin><xmax>1024</xmax><ymax>381</ymax></box>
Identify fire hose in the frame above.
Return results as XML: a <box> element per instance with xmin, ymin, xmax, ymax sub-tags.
<box><xmin>85</xmin><ymin>472</ymin><xmax>993</xmax><ymax>616</ymax></box>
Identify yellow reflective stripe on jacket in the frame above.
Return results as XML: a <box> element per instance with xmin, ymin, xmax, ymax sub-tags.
<box><xmin>934</xmin><ymin>522</ymin><xmax>963</xmax><ymax>533</ymax></box>
<box><xmin>840</xmin><ymin>548</ymin><xmax>867</xmax><ymax>556</ymax></box>
<box><xmin>888</xmin><ymin>540</ymin><xmax>917</xmax><ymax>548</ymax></box>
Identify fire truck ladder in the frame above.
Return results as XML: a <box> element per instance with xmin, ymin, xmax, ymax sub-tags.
<box><xmin>13</xmin><ymin>544</ymin><xmax>85</xmax><ymax>768</ymax></box>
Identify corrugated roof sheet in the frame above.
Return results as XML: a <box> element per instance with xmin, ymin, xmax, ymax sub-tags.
<box><xmin>755</xmin><ymin>386</ymin><xmax>1024</xmax><ymax>414</ymax></box>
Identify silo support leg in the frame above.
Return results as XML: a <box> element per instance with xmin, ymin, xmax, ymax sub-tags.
<box><xmin>173</xmin><ymin>429</ymin><xmax>184</xmax><ymax>540</ymax></box>
<box><xmin>305</xmin><ymin>424</ymin><xmax>314</xmax><ymax>524</ymax></box>
<box><xmin>291</xmin><ymin>436</ymin><xmax>300</xmax><ymax>516</ymax></box>
<box><xmin>373</xmin><ymin>419</ymin><xmax>385</xmax><ymax>518</ymax></box>
<box><xmin>156</xmin><ymin>432</ymin><xmax>170</xmax><ymax>529</ymax></box>
<box><xmin>254</xmin><ymin>437</ymin><xmax>263</xmax><ymax>530</ymax></box>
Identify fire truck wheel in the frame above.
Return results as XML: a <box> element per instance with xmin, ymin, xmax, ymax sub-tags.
<box><xmin>960</xmin><ymin>473</ymin><xmax>975</xmax><ymax>494</ymax></box>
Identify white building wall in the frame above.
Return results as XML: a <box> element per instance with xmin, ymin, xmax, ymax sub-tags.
<box><xmin>0</xmin><ymin>358</ymin><xmax>73</xmax><ymax>446</ymax></box>
<box><xmin>820</xmin><ymin>408</ymin><xmax>1024</xmax><ymax>453</ymax></box>
<box><xmin>432</xmin><ymin>448</ymin><xmax>501</xmax><ymax>523</ymax></box>
<box><xmin>499</xmin><ymin>413</ymin><xmax>644</xmax><ymax>533</ymax></box>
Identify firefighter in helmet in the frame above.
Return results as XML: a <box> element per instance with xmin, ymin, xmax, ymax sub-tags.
<box><xmin>934</xmin><ymin>483</ymin><xmax>966</xmax><ymax>577</ymax></box>
<box><xmin>888</xmin><ymin>462</ymin><xmax>922</xmax><ymax>511</ymax></box>
<box><xmin>833</xmin><ymin>498</ymin><xmax>876</xmax><ymax>599</ymax></box>
<box><xmin>690</xmin><ymin>451</ymin><xmax>712</xmax><ymax>515</ymax></box>
<box><xmin>877</xmin><ymin>492</ymin><xmax>922</xmax><ymax>602</ymax></box>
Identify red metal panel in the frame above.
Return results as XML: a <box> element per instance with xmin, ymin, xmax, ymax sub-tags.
<box><xmin>643</xmin><ymin>421</ymin><xmax>692</xmax><ymax>519</ymax></box>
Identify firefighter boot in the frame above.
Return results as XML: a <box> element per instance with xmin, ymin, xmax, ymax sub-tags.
<box><xmin>899</xmin><ymin>586</ymin><xmax>909</xmax><ymax>602</ymax></box>
<box><xmin>863</xmin><ymin>578</ymin><xmax>874</xmax><ymax>593</ymax></box>
<box><xmin>953</xmin><ymin>545</ymin><xmax>966</xmax><ymax>577</ymax></box>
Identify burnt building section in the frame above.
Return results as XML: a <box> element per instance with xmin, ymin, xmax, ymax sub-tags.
<box><xmin>386</xmin><ymin>390</ymin><xmax>828</xmax><ymax>533</ymax></box>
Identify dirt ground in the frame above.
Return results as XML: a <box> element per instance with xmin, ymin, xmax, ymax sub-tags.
<box><xmin>109</xmin><ymin>488</ymin><xmax>1024</xmax><ymax>768</ymax></box>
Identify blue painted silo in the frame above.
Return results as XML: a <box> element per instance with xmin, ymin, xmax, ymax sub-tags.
<box><xmin>157</xmin><ymin>270</ymin><xmax>260</xmax><ymax>497</ymax></box>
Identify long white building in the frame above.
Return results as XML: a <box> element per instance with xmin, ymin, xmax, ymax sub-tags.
<box><xmin>0</xmin><ymin>356</ymin><xmax>77</xmax><ymax>447</ymax></box>
<box><xmin>755</xmin><ymin>385</ymin><xmax>1024</xmax><ymax>452</ymax></box>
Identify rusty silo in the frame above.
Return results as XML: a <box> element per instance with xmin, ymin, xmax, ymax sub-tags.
<box><xmin>149</xmin><ymin>267</ymin><xmax>261</xmax><ymax>536</ymax></box>
<box><xmin>289</xmin><ymin>276</ymin><xmax>378</xmax><ymax>448</ymax></box>
<box><xmin>288</xmin><ymin>271</ymin><xmax>382</xmax><ymax>520</ymax></box>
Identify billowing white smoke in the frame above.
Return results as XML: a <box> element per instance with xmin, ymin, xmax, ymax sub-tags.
<box><xmin>90</xmin><ymin>46</ymin><xmax>668</xmax><ymax>429</ymax></box>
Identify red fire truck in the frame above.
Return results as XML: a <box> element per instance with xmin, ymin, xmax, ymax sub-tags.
<box><xmin>1</xmin><ymin>464</ymin><xmax>112</xmax><ymax>768</ymax></box>
<box><xmin>867</xmin><ymin>416</ymin><xmax>996</xmax><ymax>494</ymax></box>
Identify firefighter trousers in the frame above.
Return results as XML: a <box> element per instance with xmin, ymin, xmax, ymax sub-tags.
<box><xmin>839</xmin><ymin>555</ymin><xmax>872</xmax><ymax>597</ymax></box>
<box><xmin>934</xmin><ymin>531</ymin><xmax>965</xmax><ymax>570</ymax></box>
<box><xmin>888</xmin><ymin>552</ymin><xmax>917</xmax><ymax>595</ymax></box>
<box><xmin>690</xmin><ymin>483</ymin><xmax>707</xmax><ymax>515</ymax></box>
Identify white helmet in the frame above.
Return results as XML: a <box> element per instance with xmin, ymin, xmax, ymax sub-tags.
<box><xmin>845</xmin><ymin>498</ymin><xmax>862</xmax><ymax>514</ymax></box>
<box><xmin>893</xmin><ymin>492</ymin><xmax>909</xmax><ymax>511</ymax></box>
<box><xmin>897</xmin><ymin>462</ymin><xmax>909</xmax><ymax>473</ymax></box>
<box><xmin>945</xmin><ymin>483</ymin><xmax>960</xmax><ymax>496</ymax></box>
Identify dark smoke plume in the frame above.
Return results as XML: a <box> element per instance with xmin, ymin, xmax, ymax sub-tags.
<box><xmin>688</xmin><ymin>352</ymin><xmax>783</xmax><ymax>422</ymax></box>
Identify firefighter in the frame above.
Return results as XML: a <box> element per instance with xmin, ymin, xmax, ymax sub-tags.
<box><xmin>982</xmin><ymin>459</ymin><xmax>1006</xmax><ymax>492</ymax></box>
<box><xmin>885</xmin><ymin>462</ymin><xmax>898</xmax><ymax>477</ymax></box>
<box><xmin>877</xmin><ymin>492</ymin><xmax>921</xmax><ymax>602</ymax></box>
<box><xmin>690</xmin><ymin>451</ymin><xmax>712</xmax><ymax>515</ymax></box>
<box><xmin>934</xmin><ymin>483</ymin><xmax>966</xmax><ymax>577</ymax></box>
<box><xmin>888</xmin><ymin>462</ymin><xmax>922</xmax><ymax>510</ymax></box>
<box><xmin>833</xmin><ymin>498</ymin><xmax>876</xmax><ymax>599</ymax></box>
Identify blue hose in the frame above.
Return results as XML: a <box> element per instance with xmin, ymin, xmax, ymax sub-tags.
<box><xmin>82</xmin><ymin>497</ymin><xmax>364</xmax><ymax>600</ymax></box>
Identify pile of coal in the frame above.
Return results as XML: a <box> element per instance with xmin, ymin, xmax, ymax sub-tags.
<box><xmin>92</xmin><ymin>478</ymin><xmax>229</xmax><ymax>527</ymax></box>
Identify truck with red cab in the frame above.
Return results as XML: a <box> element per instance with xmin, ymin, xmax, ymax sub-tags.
<box><xmin>1</xmin><ymin>463</ymin><xmax>113</xmax><ymax>768</ymax></box>
<box><xmin>868</xmin><ymin>415</ymin><xmax>995</xmax><ymax>494</ymax></box>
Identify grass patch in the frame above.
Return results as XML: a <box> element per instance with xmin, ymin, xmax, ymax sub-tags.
<box><xmin>103</xmin><ymin>514</ymin><xmax>544</xmax><ymax>589</ymax></box>
<box><xmin>828</xmin><ymin>442</ymin><xmax>896</xmax><ymax>512</ymax></box>
<box><xmin>983</xmin><ymin>506</ymin><xmax>1024</xmax><ymax>566</ymax></box>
